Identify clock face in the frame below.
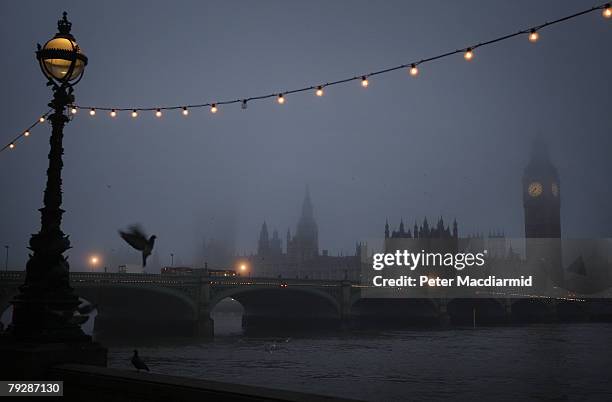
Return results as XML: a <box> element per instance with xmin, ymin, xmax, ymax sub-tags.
<box><xmin>551</xmin><ymin>182</ymin><xmax>559</xmax><ymax>197</ymax></box>
<box><xmin>528</xmin><ymin>182</ymin><xmax>543</xmax><ymax>197</ymax></box>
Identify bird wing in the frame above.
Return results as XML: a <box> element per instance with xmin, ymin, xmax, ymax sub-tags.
<box><xmin>128</xmin><ymin>224</ymin><xmax>148</xmax><ymax>239</ymax></box>
<box><xmin>77</xmin><ymin>302</ymin><xmax>97</xmax><ymax>315</ymax></box>
<box><xmin>119</xmin><ymin>225</ymin><xmax>149</xmax><ymax>251</ymax></box>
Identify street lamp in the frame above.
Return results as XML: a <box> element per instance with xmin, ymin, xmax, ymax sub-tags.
<box><xmin>36</xmin><ymin>13</ymin><xmax>87</xmax><ymax>87</ymax></box>
<box><xmin>9</xmin><ymin>12</ymin><xmax>89</xmax><ymax>342</ymax></box>
<box><xmin>89</xmin><ymin>255</ymin><xmax>100</xmax><ymax>271</ymax></box>
<box><xmin>239</xmin><ymin>263</ymin><xmax>250</xmax><ymax>277</ymax></box>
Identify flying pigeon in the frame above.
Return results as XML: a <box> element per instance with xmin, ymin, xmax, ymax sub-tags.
<box><xmin>70</xmin><ymin>314</ymin><xmax>89</xmax><ymax>326</ymax></box>
<box><xmin>77</xmin><ymin>300</ymin><xmax>98</xmax><ymax>315</ymax></box>
<box><xmin>119</xmin><ymin>225</ymin><xmax>156</xmax><ymax>267</ymax></box>
<box><xmin>131</xmin><ymin>350</ymin><xmax>150</xmax><ymax>372</ymax></box>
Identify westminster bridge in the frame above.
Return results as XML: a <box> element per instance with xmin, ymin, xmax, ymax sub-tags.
<box><xmin>0</xmin><ymin>271</ymin><xmax>608</xmax><ymax>337</ymax></box>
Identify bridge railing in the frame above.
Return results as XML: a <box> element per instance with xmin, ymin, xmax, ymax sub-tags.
<box><xmin>0</xmin><ymin>270</ymin><xmax>25</xmax><ymax>283</ymax></box>
<box><xmin>210</xmin><ymin>276</ymin><xmax>349</xmax><ymax>287</ymax></box>
<box><xmin>0</xmin><ymin>271</ymin><xmax>201</xmax><ymax>286</ymax></box>
<box><xmin>0</xmin><ymin>270</ymin><xmax>353</xmax><ymax>287</ymax></box>
<box><xmin>70</xmin><ymin>272</ymin><xmax>202</xmax><ymax>286</ymax></box>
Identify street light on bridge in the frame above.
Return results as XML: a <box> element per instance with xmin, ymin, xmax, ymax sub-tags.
<box><xmin>9</xmin><ymin>12</ymin><xmax>90</xmax><ymax>342</ymax></box>
<box><xmin>89</xmin><ymin>255</ymin><xmax>100</xmax><ymax>271</ymax></box>
<box><xmin>238</xmin><ymin>262</ymin><xmax>250</xmax><ymax>277</ymax></box>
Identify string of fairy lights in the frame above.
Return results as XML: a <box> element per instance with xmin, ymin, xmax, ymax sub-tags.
<box><xmin>1</xmin><ymin>110</ymin><xmax>52</xmax><ymax>152</ymax></box>
<box><xmin>2</xmin><ymin>3</ymin><xmax>611</xmax><ymax>155</ymax></box>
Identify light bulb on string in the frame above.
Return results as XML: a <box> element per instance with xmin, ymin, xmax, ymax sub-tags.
<box><xmin>409</xmin><ymin>64</ymin><xmax>419</xmax><ymax>76</ymax></box>
<box><xmin>2</xmin><ymin>2</ymin><xmax>605</xmax><ymax>159</ymax></box>
<box><xmin>464</xmin><ymin>48</ymin><xmax>474</xmax><ymax>61</ymax></box>
<box><xmin>241</xmin><ymin>100</ymin><xmax>248</xmax><ymax>110</ymax></box>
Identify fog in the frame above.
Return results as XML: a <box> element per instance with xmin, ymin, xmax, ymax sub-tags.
<box><xmin>1</xmin><ymin>0</ymin><xmax>611</xmax><ymax>271</ymax></box>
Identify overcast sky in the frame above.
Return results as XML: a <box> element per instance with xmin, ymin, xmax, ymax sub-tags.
<box><xmin>1</xmin><ymin>0</ymin><xmax>611</xmax><ymax>271</ymax></box>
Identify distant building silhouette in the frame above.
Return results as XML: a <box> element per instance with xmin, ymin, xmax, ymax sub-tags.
<box><xmin>248</xmin><ymin>187</ymin><xmax>360</xmax><ymax>280</ymax></box>
<box><xmin>257</xmin><ymin>222</ymin><xmax>282</xmax><ymax>257</ymax></box>
<box><xmin>522</xmin><ymin>138</ymin><xmax>561</xmax><ymax>241</ymax></box>
<box><xmin>384</xmin><ymin>217</ymin><xmax>460</xmax><ymax>259</ymax></box>
<box><xmin>522</xmin><ymin>138</ymin><xmax>563</xmax><ymax>285</ymax></box>
<box><xmin>240</xmin><ymin>139</ymin><xmax>565</xmax><ymax>283</ymax></box>
<box><xmin>287</xmin><ymin>186</ymin><xmax>319</xmax><ymax>261</ymax></box>
<box><xmin>385</xmin><ymin>216</ymin><xmax>458</xmax><ymax>240</ymax></box>
<box><xmin>203</xmin><ymin>237</ymin><xmax>236</xmax><ymax>268</ymax></box>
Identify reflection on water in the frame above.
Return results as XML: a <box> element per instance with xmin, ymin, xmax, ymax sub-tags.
<box><xmin>107</xmin><ymin>313</ymin><xmax>612</xmax><ymax>402</ymax></box>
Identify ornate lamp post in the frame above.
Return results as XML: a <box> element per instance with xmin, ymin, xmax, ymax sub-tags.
<box><xmin>10</xmin><ymin>12</ymin><xmax>89</xmax><ymax>342</ymax></box>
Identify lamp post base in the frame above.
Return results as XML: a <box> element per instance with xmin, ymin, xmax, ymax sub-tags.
<box><xmin>10</xmin><ymin>290</ymin><xmax>90</xmax><ymax>343</ymax></box>
<box><xmin>0</xmin><ymin>335</ymin><xmax>107</xmax><ymax>379</ymax></box>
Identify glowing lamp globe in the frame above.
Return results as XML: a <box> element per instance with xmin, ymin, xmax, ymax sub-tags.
<box><xmin>36</xmin><ymin>12</ymin><xmax>88</xmax><ymax>86</ymax></box>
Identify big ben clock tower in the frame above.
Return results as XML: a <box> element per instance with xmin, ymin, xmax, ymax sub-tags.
<box><xmin>522</xmin><ymin>139</ymin><xmax>563</xmax><ymax>285</ymax></box>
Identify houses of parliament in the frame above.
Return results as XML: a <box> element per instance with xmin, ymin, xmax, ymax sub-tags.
<box><xmin>247</xmin><ymin>140</ymin><xmax>563</xmax><ymax>281</ymax></box>
<box><xmin>249</xmin><ymin>188</ymin><xmax>362</xmax><ymax>280</ymax></box>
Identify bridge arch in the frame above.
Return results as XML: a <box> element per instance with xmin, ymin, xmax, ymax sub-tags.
<box><xmin>0</xmin><ymin>287</ymin><xmax>19</xmax><ymax>313</ymax></box>
<box><xmin>210</xmin><ymin>285</ymin><xmax>342</xmax><ymax>332</ymax></box>
<box><xmin>350</xmin><ymin>297</ymin><xmax>440</xmax><ymax>326</ymax></box>
<box><xmin>0</xmin><ymin>287</ymin><xmax>19</xmax><ymax>328</ymax></box>
<box><xmin>510</xmin><ymin>298</ymin><xmax>555</xmax><ymax>322</ymax></box>
<box><xmin>446</xmin><ymin>298</ymin><xmax>507</xmax><ymax>324</ymax></box>
<box><xmin>211</xmin><ymin>285</ymin><xmax>341</xmax><ymax>315</ymax></box>
<box><xmin>75</xmin><ymin>283</ymin><xmax>198</xmax><ymax>338</ymax></box>
<box><xmin>74</xmin><ymin>283</ymin><xmax>197</xmax><ymax>316</ymax></box>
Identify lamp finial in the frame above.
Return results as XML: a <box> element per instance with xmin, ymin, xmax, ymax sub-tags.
<box><xmin>57</xmin><ymin>12</ymin><xmax>72</xmax><ymax>35</ymax></box>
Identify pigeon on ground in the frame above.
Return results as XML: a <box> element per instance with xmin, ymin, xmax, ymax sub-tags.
<box><xmin>131</xmin><ymin>350</ymin><xmax>150</xmax><ymax>372</ymax></box>
<box><xmin>119</xmin><ymin>225</ymin><xmax>156</xmax><ymax>267</ymax></box>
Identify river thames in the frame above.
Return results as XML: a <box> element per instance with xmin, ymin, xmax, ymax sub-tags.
<box><xmin>106</xmin><ymin>314</ymin><xmax>612</xmax><ymax>402</ymax></box>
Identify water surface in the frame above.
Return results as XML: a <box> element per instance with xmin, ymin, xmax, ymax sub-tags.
<box><xmin>107</xmin><ymin>317</ymin><xmax>612</xmax><ymax>401</ymax></box>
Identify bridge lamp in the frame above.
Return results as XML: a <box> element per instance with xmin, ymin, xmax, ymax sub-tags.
<box><xmin>238</xmin><ymin>263</ymin><xmax>250</xmax><ymax>277</ymax></box>
<box><xmin>90</xmin><ymin>255</ymin><xmax>100</xmax><ymax>269</ymax></box>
